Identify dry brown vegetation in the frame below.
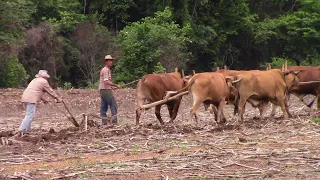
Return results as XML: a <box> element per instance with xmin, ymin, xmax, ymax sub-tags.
<box><xmin>0</xmin><ymin>88</ymin><xmax>320</xmax><ymax>179</ymax></box>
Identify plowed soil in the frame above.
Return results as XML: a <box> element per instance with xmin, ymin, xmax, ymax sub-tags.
<box><xmin>0</xmin><ymin>88</ymin><xmax>319</xmax><ymax>179</ymax></box>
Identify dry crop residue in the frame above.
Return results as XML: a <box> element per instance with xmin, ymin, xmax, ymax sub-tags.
<box><xmin>0</xmin><ymin>88</ymin><xmax>320</xmax><ymax>179</ymax></box>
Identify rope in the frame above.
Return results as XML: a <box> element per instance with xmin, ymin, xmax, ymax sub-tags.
<box><xmin>120</xmin><ymin>79</ymin><xmax>140</xmax><ymax>88</ymax></box>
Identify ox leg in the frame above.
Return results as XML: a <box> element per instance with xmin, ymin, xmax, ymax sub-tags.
<box><xmin>258</xmin><ymin>101</ymin><xmax>268</xmax><ymax>120</ymax></box>
<box><xmin>270</xmin><ymin>104</ymin><xmax>277</xmax><ymax>117</ymax></box>
<box><xmin>167</xmin><ymin>101</ymin><xmax>179</xmax><ymax>123</ymax></box>
<box><xmin>136</xmin><ymin>94</ymin><xmax>148</xmax><ymax>126</ymax></box>
<box><xmin>189</xmin><ymin>102</ymin><xmax>201</xmax><ymax>124</ymax></box>
<box><xmin>155</xmin><ymin>105</ymin><xmax>164</xmax><ymax>125</ymax></box>
<box><xmin>237</xmin><ymin>97</ymin><xmax>248</xmax><ymax>122</ymax></box>
<box><xmin>170</xmin><ymin>100</ymin><xmax>181</xmax><ymax>123</ymax></box>
<box><xmin>136</xmin><ymin>108</ymin><xmax>142</xmax><ymax>126</ymax></box>
<box><xmin>317</xmin><ymin>95</ymin><xmax>320</xmax><ymax>110</ymax></box>
<box><xmin>278</xmin><ymin>99</ymin><xmax>289</xmax><ymax>119</ymax></box>
<box><xmin>285</xmin><ymin>94</ymin><xmax>293</xmax><ymax>117</ymax></box>
<box><xmin>217</xmin><ymin>100</ymin><xmax>226</xmax><ymax>124</ymax></box>
<box><xmin>167</xmin><ymin>102</ymin><xmax>174</xmax><ymax>121</ymax></box>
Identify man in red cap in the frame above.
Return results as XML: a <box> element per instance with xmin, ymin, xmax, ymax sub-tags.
<box><xmin>19</xmin><ymin>70</ymin><xmax>63</xmax><ymax>134</ymax></box>
<box><xmin>99</xmin><ymin>55</ymin><xmax>121</xmax><ymax>125</ymax></box>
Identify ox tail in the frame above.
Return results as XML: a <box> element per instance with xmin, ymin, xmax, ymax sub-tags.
<box><xmin>178</xmin><ymin>74</ymin><xmax>198</xmax><ymax>93</ymax></box>
<box><xmin>138</xmin><ymin>76</ymin><xmax>150</xmax><ymax>103</ymax></box>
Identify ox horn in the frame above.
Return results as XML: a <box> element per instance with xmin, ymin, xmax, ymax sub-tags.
<box><xmin>216</xmin><ymin>67</ymin><xmax>220</xmax><ymax>71</ymax></box>
<box><xmin>285</xmin><ymin>60</ymin><xmax>288</xmax><ymax>71</ymax></box>
<box><xmin>192</xmin><ymin>70</ymin><xmax>196</xmax><ymax>75</ymax></box>
<box><xmin>232</xmin><ymin>78</ymin><xmax>241</xmax><ymax>84</ymax></box>
<box><xmin>175</xmin><ymin>67</ymin><xmax>178</xmax><ymax>72</ymax></box>
<box><xmin>281</xmin><ymin>64</ymin><xmax>285</xmax><ymax>72</ymax></box>
<box><xmin>267</xmin><ymin>63</ymin><xmax>271</xmax><ymax>70</ymax></box>
<box><xmin>181</xmin><ymin>69</ymin><xmax>185</xmax><ymax>78</ymax></box>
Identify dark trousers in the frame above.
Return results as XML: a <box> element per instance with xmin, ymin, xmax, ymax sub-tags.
<box><xmin>100</xmin><ymin>89</ymin><xmax>117</xmax><ymax>125</ymax></box>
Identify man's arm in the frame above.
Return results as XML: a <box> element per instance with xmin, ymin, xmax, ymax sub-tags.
<box><xmin>43</xmin><ymin>81</ymin><xmax>63</xmax><ymax>102</ymax></box>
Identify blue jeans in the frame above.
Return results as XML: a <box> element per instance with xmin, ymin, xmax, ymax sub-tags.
<box><xmin>19</xmin><ymin>102</ymin><xmax>36</xmax><ymax>132</ymax></box>
<box><xmin>100</xmin><ymin>89</ymin><xmax>118</xmax><ymax>125</ymax></box>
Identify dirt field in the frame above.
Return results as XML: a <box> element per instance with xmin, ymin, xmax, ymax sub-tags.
<box><xmin>0</xmin><ymin>88</ymin><xmax>319</xmax><ymax>179</ymax></box>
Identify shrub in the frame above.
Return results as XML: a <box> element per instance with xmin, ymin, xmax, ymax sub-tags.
<box><xmin>62</xmin><ymin>82</ymin><xmax>72</xmax><ymax>89</ymax></box>
<box><xmin>5</xmin><ymin>55</ymin><xmax>28</xmax><ymax>88</ymax></box>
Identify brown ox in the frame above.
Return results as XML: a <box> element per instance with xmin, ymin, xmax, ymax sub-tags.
<box><xmin>171</xmin><ymin>72</ymin><xmax>238</xmax><ymax>124</ymax></box>
<box><xmin>285</xmin><ymin>66</ymin><xmax>320</xmax><ymax>110</ymax></box>
<box><xmin>234</xmin><ymin>69</ymin><xmax>299</xmax><ymax>121</ymax></box>
<box><xmin>136</xmin><ymin>70</ymin><xmax>185</xmax><ymax>125</ymax></box>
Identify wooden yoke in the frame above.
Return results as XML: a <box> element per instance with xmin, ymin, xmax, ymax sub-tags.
<box><xmin>139</xmin><ymin>91</ymin><xmax>188</xmax><ymax>110</ymax></box>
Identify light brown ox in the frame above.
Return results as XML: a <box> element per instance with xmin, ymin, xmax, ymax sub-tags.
<box><xmin>216</xmin><ymin>69</ymin><xmax>265</xmax><ymax>116</ymax></box>
<box><xmin>234</xmin><ymin>69</ymin><xmax>299</xmax><ymax>121</ymax></box>
<box><xmin>167</xmin><ymin>72</ymin><xmax>239</xmax><ymax>124</ymax></box>
<box><xmin>136</xmin><ymin>70</ymin><xmax>185</xmax><ymax>125</ymax></box>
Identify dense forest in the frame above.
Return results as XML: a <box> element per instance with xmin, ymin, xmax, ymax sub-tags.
<box><xmin>0</xmin><ymin>0</ymin><xmax>319</xmax><ymax>88</ymax></box>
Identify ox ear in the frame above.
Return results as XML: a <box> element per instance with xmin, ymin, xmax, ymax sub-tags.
<box><xmin>225</xmin><ymin>76</ymin><xmax>241</xmax><ymax>85</ymax></box>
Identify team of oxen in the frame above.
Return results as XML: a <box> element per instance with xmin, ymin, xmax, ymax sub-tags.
<box><xmin>135</xmin><ymin>63</ymin><xmax>320</xmax><ymax>126</ymax></box>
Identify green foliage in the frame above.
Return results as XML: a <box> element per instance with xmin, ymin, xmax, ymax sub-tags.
<box><xmin>30</xmin><ymin>0</ymin><xmax>87</xmax><ymax>33</ymax></box>
<box><xmin>153</xmin><ymin>62</ymin><xmax>166</xmax><ymax>74</ymax></box>
<box><xmin>1</xmin><ymin>0</ymin><xmax>320</xmax><ymax>88</ymax></box>
<box><xmin>311</xmin><ymin>117</ymin><xmax>320</xmax><ymax>123</ymax></box>
<box><xmin>0</xmin><ymin>0</ymin><xmax>35</xmax><ymax>44</ymax></box>
<box><xmin>62</xmin><ymin>82</ymin><xmax>72</xmax><ymax>89</ymax></box>
<box><xmin>114</xmin><ymin>7</ymin><xmax>190</xmax><ymax>83</ymax></box>
<box><xmin>254</xmin><ymin>0</ymin><xmax>320</xmax><ymax>65</ymax></box>
<box><xmin>90</xmin><ymin>0</ymin><xmax>135</xmax><ymax>30</ymax></box>
<box><xmin>86</xmin><ymin>81</ymin><xmax>99</xmax><ymax>89</ymax></box>
<box><xmin>268</xmin><ymin>57</ymin><xmax>297</xmax><ymax>69</ymax></box>
<box><xmin>5</xmin><ymin>55</ymin><xmax>28</xmax><ymax>88</ymax></box>
<box><xmin>186</xmin><ymin>0</ymin><xmax>257</xmax><ymax>70</ymax></box>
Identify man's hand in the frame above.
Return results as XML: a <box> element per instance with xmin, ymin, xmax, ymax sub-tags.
<box><xmin>55</xmin><ymin>98</ymin><xmax>63</xmax><ymax>103</ymax></box>
<box><xmin>111</xmin><ymin>84</ymin><xmax>121</xmax><ymax>89</ymax></box>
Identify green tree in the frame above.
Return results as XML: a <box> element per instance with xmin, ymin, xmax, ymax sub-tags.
<box><xmin>254</xmin><ymin>0</ymin><xmax>320</xmax><ymax>66</ymax></box>
<box><xmin>114</xmin><ymin>7</ymin><xmax>191</xmax><ymax>83</ymax></box>
<box><xmin>30</xmin><ymin>0</ymin><xmax>87</xmax><ymax>33</ymax></box>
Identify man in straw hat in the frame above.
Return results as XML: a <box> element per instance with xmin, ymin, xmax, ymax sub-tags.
<box><xmin>19</xmin><ymin>70</ymin><xmax>63</xmax><ymax>135</ymax></box>
<box><xmin>99</xmin><ymin>55</ymin><xmax>121</xmax><ymax>125</ymax></box>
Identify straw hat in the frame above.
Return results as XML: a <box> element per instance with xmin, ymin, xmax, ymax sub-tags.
<box><xmin>104</xmin><ymin>55</ymin><xmax>115</xmax><ymax>60</ymax></box>
<box><xmin>35</xmin><ymin>70</ymin><xmax>50</xmax><ymax>78</ymax></box>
